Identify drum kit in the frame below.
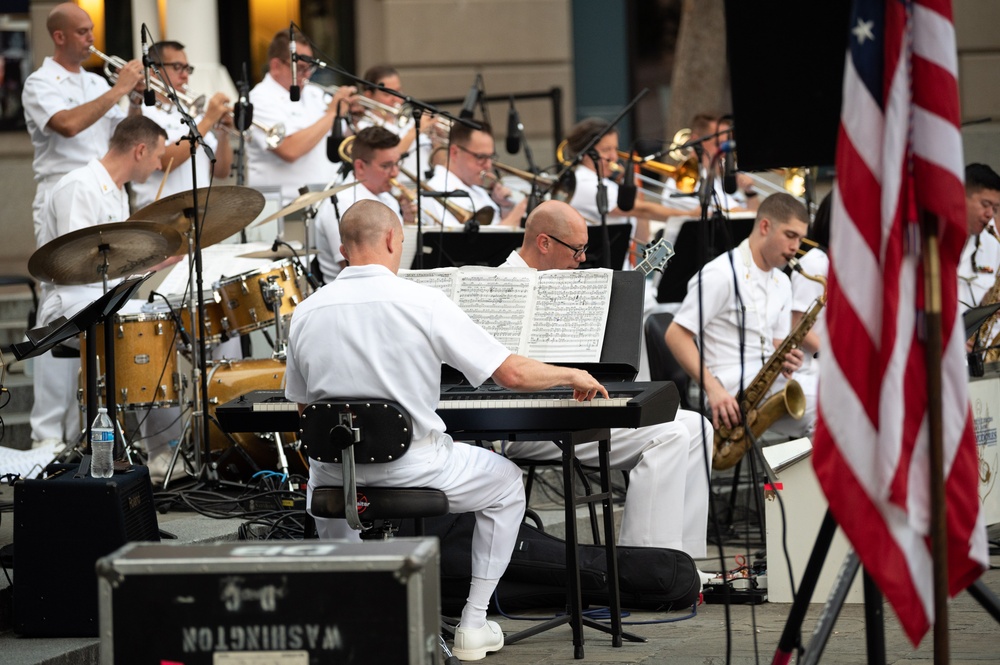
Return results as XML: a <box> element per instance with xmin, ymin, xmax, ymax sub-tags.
<box><xmin>27</xmin><ymin>185</ymin><xmax>326</xmax><ymax>484</ymax></box>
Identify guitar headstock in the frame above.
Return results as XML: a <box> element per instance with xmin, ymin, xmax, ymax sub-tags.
<box><xmin>636</xmin><ymin>238</ymin><xmax>675</xmax><ymax>276</ymax></box>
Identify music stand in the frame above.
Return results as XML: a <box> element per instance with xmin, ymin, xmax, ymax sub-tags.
<box><xmin>12</xmin><ymin>274</ymin><xmax>153</xmax><ymax>466</ymax></box>
<box><xmin>964</xmin><ymin>302</ymin><xmax>1000</xmax><ymax>339</ymax></box>
<box><xmin>656</xmin><ymin>215</ymin><xmax>755</xmax><ymax>302</ymax></box>
<box><xmin>578</xmin><ymin>223</ymin><xmax>632</xmax><ymax>271</ymax></box>
<box><xmin>413</xmin><ymin>230</ymin><xmax>526</xmax><ymax>269</ymax></box>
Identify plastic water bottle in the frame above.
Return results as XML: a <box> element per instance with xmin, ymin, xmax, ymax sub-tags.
<box><xmin>90</xmin><ymin>407</ymin><xmax>115</xmax><ymax>479</ymax></box>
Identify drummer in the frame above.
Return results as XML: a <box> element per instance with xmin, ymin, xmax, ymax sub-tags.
<box><xmin>33</xmin><ymin>116</ymin><xmax>171</xmax><ymax>449</ymax></box>
<box><xmin>131</xmin><ymin>41</ymin><xmax>234</xmax><ymax>210</ymax></box>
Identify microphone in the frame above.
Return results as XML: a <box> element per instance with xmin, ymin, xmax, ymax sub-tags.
<box><xmin>721</xmin><ymin>140</ymin><xmax>738</xmax><ymax>195</ymax></box>
<box><xmin>272</xmin><ymin>238</ymin><xmax>281</xmax><ymax>253</ymax></box>
<box><xmin>617</xmin><ymin>149</ymin><xmax>637</xmax><ymax>212</ymax></box>
<box><xmin>459</xmin><ymin>76</ymin><xmax>479</xmax><ymax>119</ymax></box>
<box><xmin>327</xmin><ymin>101</ymin><xmax>344</xmax><ymax>163</ymax></box>
<box><xmin>505</xmin><ymin>96</ymin><xmax>521</xmax><ymax>154</ymax></box>
<box><xmin>288</xmin><ymin>25</ymin><xmax>300</xmax><ymax>102</ymax></box>
<box><xmin>141</xmin><ymin>25</ymin><xmax>154</xmax><ymax>107</ymax></box>
<box><xmin>233</xmin><ymin>64</ymin><xmax>253</xmax><ymax>132</ymax></box>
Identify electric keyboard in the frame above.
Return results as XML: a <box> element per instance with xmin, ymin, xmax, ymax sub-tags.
<box><xmin>215</xmin><ymin>381</ymin><xmax>679</xmax><ymax>434</ymax></box>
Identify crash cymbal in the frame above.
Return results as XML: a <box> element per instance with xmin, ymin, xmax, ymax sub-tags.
<box><xmin>255</xmin><ymin>181</ymin><xmax>363</xmax><ymax>226</ymax></box>
<box><xmin>129</xmin><ymin>185</ymin><xmax>265</xmax><ymax>254</ymax></box>
<box><xmin>28</xmin><ymin>221</ymin><xmax>183</xmax><ymax>285</ymax></box>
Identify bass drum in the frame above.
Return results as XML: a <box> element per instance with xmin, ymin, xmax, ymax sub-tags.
<box><xmin>206</xmin><ymin>358</ymin><xmax>308</xmax><ymax>478</ymax></box>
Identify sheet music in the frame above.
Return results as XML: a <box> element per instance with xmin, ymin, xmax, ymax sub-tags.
<box><xmin>528</xmin><ymin>269</ymin><xmax>612</xmax><ymax>361</ymax></box>
<box><xmin>0</xmin><ymin>442</ymin><xmax>61</xmax><ymax>480</ymax></box>
<box><xmin>454</xmin><ymin>267</ymin><xmax>536</xmax><ymax>353</ymax></box>
<box><xmin>154</xmin><ymin>242</ymin><xmax>280</xmax><ymax>298</ymax></box>
<box><xmin>399</xmin><ymin>266</ymin><xmax>613</xmax><ymax>362</ymax></box>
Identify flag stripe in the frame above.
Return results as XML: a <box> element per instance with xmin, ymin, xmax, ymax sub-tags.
<box><xmin>813</xmin><ymin>0</ymin><xmax>987</xmax><ymax>646</ymax></box>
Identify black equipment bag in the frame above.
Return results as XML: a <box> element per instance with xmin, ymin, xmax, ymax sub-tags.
<box><xmin>401</xmin><ymin>513</ymin><xmax>700</xmax><ymax>614</ymax></box>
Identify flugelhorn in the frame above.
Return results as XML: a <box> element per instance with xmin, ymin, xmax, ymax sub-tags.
<box><xmin>89</xmin><ymin>46</ymin><xmax>286</xmax><ymax>149</ymax></box>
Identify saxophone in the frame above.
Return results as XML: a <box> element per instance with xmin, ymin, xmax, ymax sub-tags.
<box><xmin>712</xmin><ymin>258</ymin><xmax>827</xmax><ymax>470</ymax></box>
<box><xmin>975</xmin><ymin>225</ymin><xmax>1000</xmax><ymax>362</ymax></box>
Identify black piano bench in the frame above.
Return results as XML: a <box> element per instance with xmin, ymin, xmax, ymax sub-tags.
<box><xmin>300</xmin><ymin>400</ymin><xmax>449</xmax><ymax>540</ymax></box>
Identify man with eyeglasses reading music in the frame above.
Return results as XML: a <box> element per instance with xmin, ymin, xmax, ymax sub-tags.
<box><xmin>425</xmin><ymin>122</ymin><xmax>527</xmax><ymax>227</ymax></box>
<box><xmin>22</xmin><ymin>2</ymin><xmax>145</xmax><ymax>450</ymax></box>
<box><xmin>247</xmin><ymin>30</ymin><xmax>356</xmax><ymax>200</ymax></box>
<box><xmin>498</xmin><ymin>201</ymin><xmax>714</xmax><ymax>565</ymax></box>
<box><xmin>131</xmin><ymin>41</ymin><xmax>233</xmax><ymax>210</ymax></box>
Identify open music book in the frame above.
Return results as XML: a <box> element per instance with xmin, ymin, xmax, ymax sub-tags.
<box><xmin>399</xmin><ymin>266</ymin><xmax>614</xmax><ymax>363</ymax></box>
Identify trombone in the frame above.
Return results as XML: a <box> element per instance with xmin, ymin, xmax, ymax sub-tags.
<box><xmin>488</xmin><ymin>162</ymin><xmax>576</xmax><ymax>202</ymax></box>
<box><xmin>338</xmin><ymin>136</ymin><xmax>489</xmax><ymax>226</ymax></box>
<box><xmin>89</xmin><ymin>46</ymin><xmax>286</xmax><ymax>148</ymax></box>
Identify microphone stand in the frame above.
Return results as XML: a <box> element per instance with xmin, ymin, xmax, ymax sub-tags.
<box><xmin>291</xmin><ymin>46</ymin><xmax>479</xmax><ymax>270</ymax></box>
<box><xmin>150</xmin><ymin>59</ymin><xmax>218</xmax><ymax>484</ymax></box>
<box><xmin>235</xmin><ymin>65</ymin><xmax>251</xmax><ymax>242</ymax></box>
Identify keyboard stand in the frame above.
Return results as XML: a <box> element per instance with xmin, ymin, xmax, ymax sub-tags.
<box><xmin>455</xmin><ymin>427</ymin><xmax>646</xmax><ymax>659</ymax></box>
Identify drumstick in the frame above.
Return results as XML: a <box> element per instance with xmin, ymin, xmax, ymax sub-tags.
<box><xmin>154</xmin><ymin>157</ymin><xmax>175</xmax><ymax>202</ymax></box>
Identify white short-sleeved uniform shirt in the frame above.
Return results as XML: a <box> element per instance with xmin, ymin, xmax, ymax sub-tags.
<box><xmin>958</xmin><ymin>224</ymin><xmax>1000</xmax><ymax>307</ymax></box>
<box><xmin>22</xmin><ymin>57</ymin><xmax>126</xmax><ymax>180</ymax></box>
<box><xmin>312</xmin><ymin>199</ymin><xmax>344</xmax><ymax>283</ymax></box>
<box><xmin>789</xmin><ymin>247</ymin><xmax>829</xmax><ymax>377</ymax></box>
<box><xmin>424</xmin><ymin>167</ymin><xmax>499</xmax><ymax>227</ymax></box>
<box><xmin>285</xmin><ymin>264</ymin><xmax>511</xmax><ymax>448</ymax></box>
<box><xmin>672</xmin><ymin>238</ymin><xmax>792</xmax><ymax>395</ymax></box>
<box><xmin>37</xmin><ymin>159</ymin><xmax>131</xmax><ymax>326</ymax></box>
<box><xmin>131</xmin><ymin>104</ymin><xmax>220</xmax><ymax>210</ymax></box>
<box><xmin>247</xmin><ymin>74</ymin><xmax>338</xmax><ymax>198</ymax></box>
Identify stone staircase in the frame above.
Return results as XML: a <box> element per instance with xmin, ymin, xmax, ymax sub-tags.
<box><xmin>0</xmin><ymin>279</ymin><xmax>38</xmax><ymax>451</ymax></box>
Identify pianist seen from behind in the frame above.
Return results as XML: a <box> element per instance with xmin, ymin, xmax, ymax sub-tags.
<box><xmin>283</xmin><ymin>200</ymin><xmax>607</xmax><ymax>662</ymax></box>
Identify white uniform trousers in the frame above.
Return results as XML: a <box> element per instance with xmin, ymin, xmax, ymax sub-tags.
<box><xmin>309</xmin><ymin>438</ymin><xmax>525</xmax><ymax>580</ymax></box>
<box><xmin>505</xmin><ymin>409</ymin><xmax>712</xmax><ymax>558</ymax></box>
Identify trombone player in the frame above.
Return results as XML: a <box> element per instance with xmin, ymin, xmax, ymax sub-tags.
<box><xmin>131</xmin><ymin>41</ymin><xmax>234</xmax><ymax>210</ymax></box>
<box><xmin>425</xmin><ymin>122</ymin><xmax>527</xmax><ymax>227</ymax></box>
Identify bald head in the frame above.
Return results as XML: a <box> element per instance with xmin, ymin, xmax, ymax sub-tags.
<box><xmin>340</xmin><ymin>200</ymin><xmax>405</xmax><ymax>272</ymax></box>
<box><xmin>47</xmin><ymin>3</ymin><xmax>88</xmax><ymax>35</ymax></box>
<box><xmin>519</xmin><ymin>201</ymin><xmax>589</xmax><ymax>270</ymax></box>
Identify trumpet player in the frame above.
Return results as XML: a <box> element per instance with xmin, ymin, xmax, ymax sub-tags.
<box><xmin>958</xmin><ymin>163</ymin><xmax>1000</xmax><ymax>308</ymax></box>
<box><xmin>131</xmin><ymin>41</ymin><xmax>233</xmax><ymax>210</ymax></box>
<box><xmin>23</xmin><ymin>3</ymin><xmax>145</xmax><ymax>247</ymax></box>
<box><xmin>248</xmin><ymin>30</ymin><xmax>356</xmax><ymax>199</ymax></box>
<box><xmin>425</xmin><ymin>122</ymin><xmax>527</xmax><ymax>227</ymax></box>
<box><xmin>22</xmin><ymin>2</ymin><xmax>144</xmax><ymax>450</ymax></box>
<box><xmin>665</xmin><ymin>193</ymin><xmax>816</xmax><ymax>439</ymax></box>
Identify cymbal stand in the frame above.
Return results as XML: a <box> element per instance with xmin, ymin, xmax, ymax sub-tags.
<box><xmin>94</xmin><ymin>245</ymin><xmax>133</xmax><ymax>464</ymax></box>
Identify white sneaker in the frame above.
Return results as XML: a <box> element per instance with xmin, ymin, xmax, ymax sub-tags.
<box><xmin>146</xmin><ymin>452</ymin><xmax>187</xmax><ymax>485</ymax></box>
<box><xmin>452</xmin><ymin>620</ymin><xmax>504</xmax><ymax>661</ymax></box>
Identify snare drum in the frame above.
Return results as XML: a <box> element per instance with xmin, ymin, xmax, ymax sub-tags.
<box><xmin>80</xmin><ymin>312</ymin><xmax>179</xmax><ymax>409</ymax></box>
<box><xmin>206</xmin><ymin>358</ymin><xmax>307</xmax><ymax>476</ymax></box>
<box><xmin>215</xmin><ymin>260</ymin><xmax>303</xmax><ymax>336</ymax></box>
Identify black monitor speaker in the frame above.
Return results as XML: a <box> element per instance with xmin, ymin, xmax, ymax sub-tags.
<box><xmin>725</xmin><ymin>0</ymin><xmax>853</xmax><ymax>170</ymax></box>
<box><xmin>13</xmin><ymin>464</ymin><xmax>160</xmax><ymax>636</ymax></box>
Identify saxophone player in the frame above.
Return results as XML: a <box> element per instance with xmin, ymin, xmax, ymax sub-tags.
<box><xmin>665</xmin><ymin>193</ymin><xmax>816</xmax><ymax>439</ymax></box>
<box><xmin>958</xmin><ymin>163</ymin><xmax>1000</xmax><ymax>308</ymax></box>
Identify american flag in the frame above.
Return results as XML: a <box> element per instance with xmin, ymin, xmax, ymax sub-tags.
<box><xmin>813</xmin><ymin>0</ymin><xmax>988</xmax><ymax>645</ymax></box>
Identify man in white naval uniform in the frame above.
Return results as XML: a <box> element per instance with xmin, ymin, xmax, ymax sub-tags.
<box><xmin>287</xmin><ymin>200</ymin><xmax>606</xmax><ymax>661</ymax></box>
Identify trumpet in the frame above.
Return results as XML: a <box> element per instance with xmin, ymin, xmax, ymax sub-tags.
<box><xmin>89</xmin><ymin>46</ymin><xmax>286</xmax><ymax>149</ymax></box>
<box><xmin>489</xmin><ymin>162</ymin><xmax>576</xmax><ymax>202</ymax></box>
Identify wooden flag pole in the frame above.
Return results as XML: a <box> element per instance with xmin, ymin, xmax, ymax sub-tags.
<box><xmin>920</xmin><ymin>208</ymin><xmax>949</xmax><ymax>664</ymax></box>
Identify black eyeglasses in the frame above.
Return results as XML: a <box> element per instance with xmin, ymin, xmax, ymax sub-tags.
<box><xmin>456</xmin><ymin>144</ymin><xmax>497</xmax><ymax>163</ymax></box>
<box><xmin>546</xmin><ymin>233</ymin><xmax>588</xmax><ymax>260</ymax></box>
<box><xmin>156</xmin><ymin>62</ymin><xmax>195</xmax><ymax>75</ymax></box>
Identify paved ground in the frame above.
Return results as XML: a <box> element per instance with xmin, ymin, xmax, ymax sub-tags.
<box><xmin>0</xmin><ymin>472</ymin><xmax>997</xmax><ymax>664</ymax></box>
